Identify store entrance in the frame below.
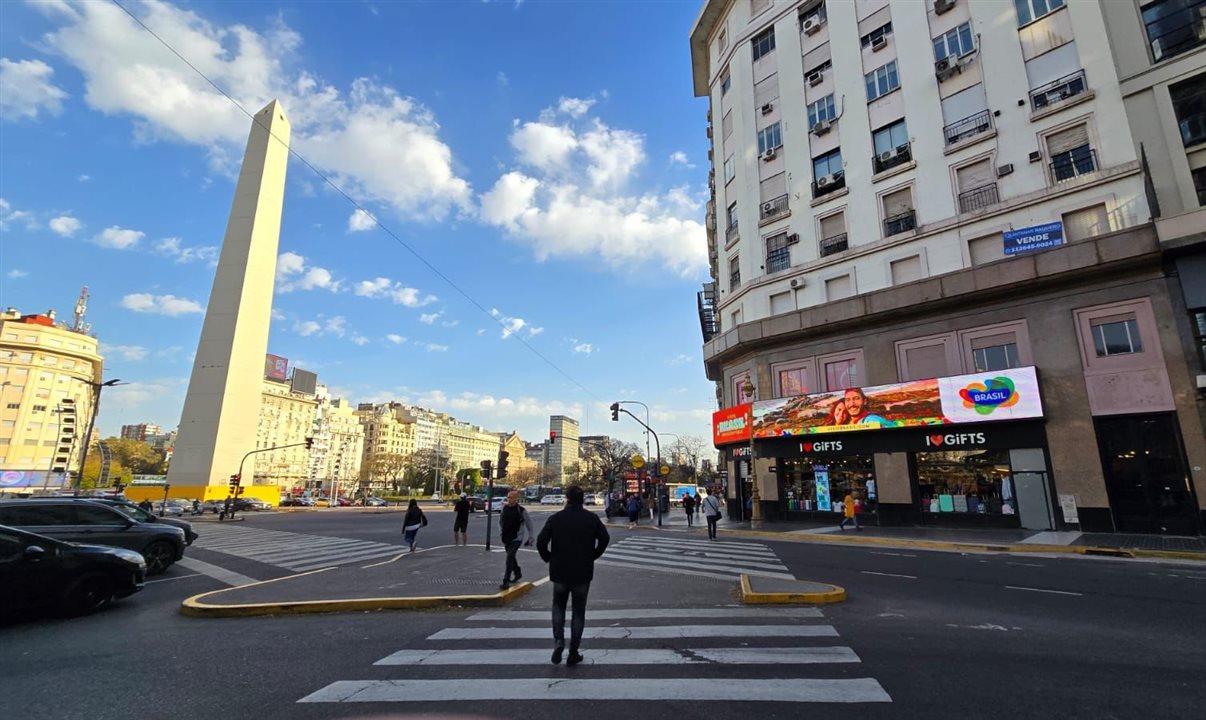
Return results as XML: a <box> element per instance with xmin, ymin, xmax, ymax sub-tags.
<box><xmin>1095</xmin><ymin>414</ymin><xmax>1199</xmax><ymax>535</ymax></box>
<box><xmin>780</xmin><ymin>455</ymin><xmax>875</xmax><ymax>519</ymax></box>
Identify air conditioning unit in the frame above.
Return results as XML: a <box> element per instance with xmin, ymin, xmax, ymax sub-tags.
<box><xmin>763</xmin><ymin>148</ymin><xmax>778</xmax><ymax>161</ymax></box>
<box><xmin>803</xmin><ymin>17</ymin><xmax>824</xmax><ymax>35</ymax></box>
<box><xmin>879</xmin><ymin>148</ymin><xmax>898</xmax><ymax>163</ymax></box>
<box><xmin>761</xmin><ymin>102</ymin><xmax>774</xmax><ymax>115</ymax></box>
<box><xmin>786</xmin><ymin>233</ymin><xmax>800</xmax><ymax>245</ymax></box>
<box><xmin>871</xmin><ymin>35</ymin><xmax>888</xmax><ymax>51</ymax></box>
<box><xmin>811</xmin><ymin>119</ymin><xmax>832</xmax><ymax>135</ymax></box>
<box><xmin>1028</xmin><ymin>150</ymin><xmax>1043</xmax><ymax>163</ymax></box>
<box><xmin>996</xmin><ymin>163</ymin><xmax>1014</xmax><ymax>177</ymax></box>
<box><xmin>790</xmin><ymin>278</ymin><xmax>803</xmax><ymax>287</ymax></box>
<box><xmin>817</xmin><ymin>174</ymin><xmax>836</xmax><ymax>187</ymax></box>
<box><xmin>935</xmin><ymin>57</ymin><xmax>959</xmax><ymax>81</ymax></box>
<box><xmin>808</xmin><ymin>71</ymin><xmax>824</xmax><ymax>87</ymax></box>
<box><xmin>706</xmin><ymin>126</ymin><xmax>712</xmax><ymax>139</ymax></box>
<box><xmin>762</xmin><ymin>201</ymin><xmax>774</xmax><ymax>214</ymax></box>
<box><xmin>934</xmin><ymin>0</ymin><xmax>955</xmax><ymax>14</ymax></box>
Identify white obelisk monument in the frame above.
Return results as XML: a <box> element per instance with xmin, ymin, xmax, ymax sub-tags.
<box><xmin>167</xmin><ymin>100</ymin><xmax>290</xmax><ymax>498</ymax></box>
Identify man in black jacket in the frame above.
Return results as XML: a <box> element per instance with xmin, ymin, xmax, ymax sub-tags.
<box><xmin>498</xmin><ymin>490</ymin><xmax>534</xmax><ymax>589</ymax></box>
<box><xmin>536</xmin><ymin>485</ymin><xmax>609</xmax><ymax>667</ymax></box>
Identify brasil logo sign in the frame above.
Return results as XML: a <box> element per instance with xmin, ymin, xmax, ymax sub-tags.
<box><xmin>959</xmin><ymin>376</ymin><xmax>1020</xmax><ymax>415</ymax></box>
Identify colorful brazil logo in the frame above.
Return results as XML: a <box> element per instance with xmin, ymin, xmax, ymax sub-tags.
<box><xmin>959</xmin><ymin>377</ymin><xmax>1020</xmax><ymax>415</ymax></box>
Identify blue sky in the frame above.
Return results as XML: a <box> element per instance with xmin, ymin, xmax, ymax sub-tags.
<box><xmin>0</xmin><ymin>0</ymin><xmax>715</xmax><ymax>450</ymax></box>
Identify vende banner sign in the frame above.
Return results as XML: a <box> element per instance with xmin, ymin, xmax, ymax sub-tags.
<box><xmin>712</xmin><ymin>403</ymin><xmax>753</xmax><ymax>446</ymax></box>
<box><xmin>752</xmin><ymin>366</ymin><xmax>1043</xmax><ymax>439</ymax></box>
<box><xmin>1003</xmin><ymin>222</ymin><xmax>1063</xmax><ymax>256</ymax></box>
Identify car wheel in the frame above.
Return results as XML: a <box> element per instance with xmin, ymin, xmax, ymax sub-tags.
<box><xmin>60</xmin><ymin>572</ymin><xmax>114</xmax><ymax>617</ymax></box>
<box><xmin>143</xmin><ymin>541</ymin><xmax>176</xmax><ymax>575</ymax></box>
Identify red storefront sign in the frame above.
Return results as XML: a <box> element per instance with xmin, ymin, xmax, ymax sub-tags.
<box><xmin>712</xmin><ymin>403</ymin><xmax>753</xmax><ymax>446</ymax></box>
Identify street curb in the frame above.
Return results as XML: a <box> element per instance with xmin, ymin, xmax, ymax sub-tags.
<box><xmin>630</xmin><ymin>525</ymin><xmax>1206</xmax><ymax>562</ymax></box>
<box><xmin>179</xmin><ymin>572</ymin><xmax>535</xmax><ymax>618</ymax></box>
<box><xmin>739</xmin><ymin>574</ymin><xmax>846</xmax><ymax>605</ymax></box>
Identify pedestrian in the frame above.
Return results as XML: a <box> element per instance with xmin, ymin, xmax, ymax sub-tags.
<box><xmin>745</xmin><ymin>494</ymin><xmax>753</xmax><ymax>520</ymax></box>
<box><xmin>499</xmin><ymin>490</ymin><xmax>535</xmax><ymax>589</ymax></box>
<box><xmin>702</xmin><ymin>492</ymin><xmax>723</xmax><ymax>540</ymax></box>
<box><xmin>453</xmin><ymin>493</ymin><xmax>471</xmax><ymax>546</ymax></box>
<box><xmin>839</xmin><ymin>492</ymin><xmax>861</xmax><ymax>531</ymax></box>
<box><xmin>402</xmin><ymin>498</ymin><xmax>428</xmax><ymax>551</ymax></box>
<box><xmin>219</xmin><ymin>495</ymin><xmax>233</xmax><ymax>521</ymax></box>
<box><xmin>138</xmin><ymin>499</ymin><xmax>153</xmax><ymax>513</ymax></box>
<box><xmin>626</xmin><ymin>494</ymin><xmax>640</xmax><ymax>529</ymax></box>
<box><xmin>537</xmin><ymin>486</ymin><xmax>610</xmax><ymax>667</ymax></box>
<box><xmin>682</xmin><ymin>492</ymin><xmax>696</xmax><ymax>528</ymax></box>
<box><xmin>191</xmin><ymin>499</ymin><xmax>201</xmax><ymax>516</ymax></box>
<box><xmin>645</xmin><ymin>493</ymin><xmax>655</xmax><ymax>521</ymax></box>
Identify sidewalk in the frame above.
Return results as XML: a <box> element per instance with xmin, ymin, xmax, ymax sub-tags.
<box><xmin>614</xmin><ymin>509</ymin><xmax>1206</xmax><ymax>561</ymax></box>
<box><xmin>181</xmin><ymin>544</ymin><xmax>533</xmax><ymax>618</ymax></box>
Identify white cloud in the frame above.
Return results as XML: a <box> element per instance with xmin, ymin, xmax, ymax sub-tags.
<box><xmin>419</xmin><ymin>312</ymin><xmax>440</xmax><ymax>325</ymax></box>
<box><xmin>496</xmin><ymin>71</ymin><xmax>509</xmax><ymax>87</ymax></box>
<box><xmin>441</xmin><ymin>319</ymin><xmax>459</xmax><ymax>328</ymax></box>
<box><xmin>95</xmin><ymin>225</ymin><xmax>143</xmax><ymax>249</ymax></box>
<box><xmin>527</xmin><ymin>326</ymin><xmax>543</xmax><ymax>337</ymax></box>
<box><xmin>667</xmin><ymin>353</ymin><xmax>692</xmax><ymax>366</ymax></box>
<box><xmin>324</xmin><ymin>316</ymin><xmax>347</xmax><ymax>337</ymax></box>
<box><xmin>271</xmin><ymin>308</ymin><xmax>286</xmax><ymax>321</ymax></box>
<box><xmin>100</xmin><ymin>343</ymin><xmax>148</xmax><ymax>361</ymax></box>
<box><xmin>350</xmin><ymin>334</ymin><xmax>370</xmax><ymax>346</ymax></box>
<box><xmin>120</xmin><ymin>293</ymin><xmax>204</xmax><ymax>316</ymax></box>
<box><xmin>573</xmin><ymin>342</ymin><xmax>593</xmax><ymax>355</ymax></box>
<box><xmin>156</xmin><ymin>237</ymin><xmax>218</xmax><ymax>264</ymax></box>
<box><xmin>385</xmin><ymin>334</ymin><xmax>406</xmax><ymax>345</ymax></box>
<box><xmin>0</xmin><ymin>58</ymin><xmax>68</xmax><ymax>121</ymax></box>
<box><xmin>78</xmin><ymin>174</ymin><xmax>90</xmax><ymax>182</ymax></box>
<box><xmin>424</xmin><ymin>343</ymin><xmax>449</xmax><ymax>352</ymax></box>
<box><xmin>276</xmin><ymin>251</ymin><xmax>340</xmax><ymax>292</ymax></box>
<box><xmin>489</xmin><ymin>307</ymin><xmax>530</xmax><ymax>339</ymax></box>
<box><xmin>476</xmin><ymin>328</ymin><xmax>486</xmax><ymax>336</ymax></box>
<box><xmin>556</xmin><ymin>96</ymin><xmax>595</xmax><ymax>118</ymax></box>
<box><xmin>347</xmin><ymin>209</ymin><xmax>375</xmax><ymax>232</ymax></box>
<box><xmin>0</xmin><ymin>198</ymin><xmax>37</xmax><ymax>231</ymax></box>
<box><xmin>293</xmin><ymin>320</ymin><xmax>321</xmax><ymax>336</ymax></box>
<box><xmin>510</xmin><ymin>121</ymin><xmax>578</xmax><ymax>173</ymax></box>
<box><xmin>48</xmin><ymin>215</ymin><xmax>82</xmax><ymax>237</ymax></box>
<box><xmin>669</xmin><ymin>151</ymin><xmax>695</xmax><ymax>169</ymax></box>
<box><xmin>354</xmin><ymin>276</ymin><xmax>437</xmax><ymax>307</ymax></box>
<box><xmin>36</xmin><ymin>1</ymin><xmax>471</xmax><ymax>221</ymax></box>
<box><xmin>7</xmin><ymin>269</ymin><xmax>28</xmax><ymax>279</ymax></box>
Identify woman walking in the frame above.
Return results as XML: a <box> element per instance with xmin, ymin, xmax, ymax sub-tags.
<box><xmin>702</xmin><ymin>492</ymin><xmax>723</xmax><ymax>540</ymax></box>
<box><xmin>403</xmin><ymin>499</ymin><xmax>428</xmax><ymax>552</ymax></box>
<box><xmin>626</xmin><ymin>494</ymin><xmax>640</xmax><ymax>529</ymax></box>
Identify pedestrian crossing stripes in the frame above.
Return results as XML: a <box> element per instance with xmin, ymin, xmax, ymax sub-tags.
<box><xmin>299</xmin><ymin>605</ymin><xmax>892</xmax><ymax>705</ymax></box>
<box><xmin>191</xmin><ymin>526</ymin><xmax>402</xmax><ymax>572</ymax></box>
<box><xmin>599</xmin><ymin>534</ymin><xmax>795</xmax><ymax>581</ymax></box>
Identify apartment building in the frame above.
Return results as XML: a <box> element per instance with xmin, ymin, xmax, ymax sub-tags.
<box><xmin>693</xmin><ymin>0</ymin><xmax>1205</xmax><ymax>535</ymax></box>
<box><xmin>120</xmin><ymin>423</ymin><xmax>161</xmax><ymax>441</ymax></box>
<box><xmin>253</xmin><ymin>376</ymin><xmax>319</xmax><ymax>489</ymax></box>
<box><xmin>357</xmin><ymin>403</ymin><xmax>416</xmax><ymax>493</ymax></box>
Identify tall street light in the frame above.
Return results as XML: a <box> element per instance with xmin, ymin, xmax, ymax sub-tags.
<box><xmin>739</xmin><ymin>377</ymin><xmax>762</xmax><ymax>522</ymax></box>
<box><xmin>76</xmin><ymin>378</ymin><xmax>125</xmax><ymax>490</ymax></box>
<box><xmin>617</xmin><ymin>400</ymin><xmax>650</xmax><ymax>466</ymax></box>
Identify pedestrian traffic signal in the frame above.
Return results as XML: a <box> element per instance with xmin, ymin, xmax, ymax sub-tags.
<box><xmin>304</xmin><ymin>436</ymin><xmax>314</xmax><ymax>450</ymax></box>
<box><xmin>610</xmin><ymin>402</ymin><xmax>619</xmax><ymax>421</ymax></box>
<box><xmin>496</xmin><ymin>450</ymin><xmax>509</xmax><ymax>479</ymax></box>
<box><xmin>228</xmin><ymin>473</ymin><xmax>240</xmax><ymax>491</ymax></box>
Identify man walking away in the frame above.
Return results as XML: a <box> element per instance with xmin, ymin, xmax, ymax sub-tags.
<box><xmin>402</xmin><ymin>499</ymin><xmax>428</xmax><ymax>551</ymax></box>
<box><xmin>702</xmin><ymin>492</ymin><xmax>722</xmax><ymax>540</ymax></box>
<box><xmin>682</xmin><ymin>492</ymin><xmax>695</xmax><ymax>528</ymax></box>
<box><xmin>499</xmin><ymin>490</ymin><xmax>534</xmax><ymax>589</ymax></box>
<box><xmin>453</xmin><ymin>493</ymin><xmax>471</xmax><ymax>546</ymax></box>
<box><xmin>839</xmin><ymin>492</ymin><xmax>861</xmax><ymax>531</ymax></box>
<box><xmin>537</xmin><ymin>486</ymin><xmax>609</xmax><ymax>667</ymax></box>
<box><xmin>626</xmin><ymin>494</ymin><xmax>640</xmax><ymax>529</ymax></box>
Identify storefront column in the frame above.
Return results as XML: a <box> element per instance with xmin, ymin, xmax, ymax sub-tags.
<box><xmin>874</xmin><ymin>452</ymin><xmax>913</xmax><ymax>525</ymax></box>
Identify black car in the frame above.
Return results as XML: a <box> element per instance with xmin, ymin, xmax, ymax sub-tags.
<box><xmin>93</xmin><ymin>499</ymin><xmax>199</xmax><ymax>545</ymax></box>
<box><xmin>467</xmin><ymin>496</ymin><xmax>485</xmax><ymax>512</ymax></box>
<box><xmin>0</xmin><ymin>525</ymin><xmax>146</xmax><ymax>616</ymax></box>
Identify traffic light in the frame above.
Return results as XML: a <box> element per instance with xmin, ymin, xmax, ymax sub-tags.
<box><xmin>549</xmin><ymin>431</ymin><xmax>557</xmax><ymax>445</ymax></box>
<box><xmin>496</xmin><ymin>450</ymin><xmax>509</xmax><ymax>479</ymax></box>
<box><xmin>480</xmin><ymin>459</ymin><xmax>493</xmax><ymax>480</ymax></box>
<box><xmin>610</xmin><ymin>402</ymin><xmax>619</xmax><ymax>421</ymax></box>
<box><xmin>228</xmin><ymin>473</ymin><xmax>240</xmax><ymax>492</ymax></box>
<box><xmin>304</xmin><ymin>436</ymin><xmax>314</xmax><ymax>450</ymax></box>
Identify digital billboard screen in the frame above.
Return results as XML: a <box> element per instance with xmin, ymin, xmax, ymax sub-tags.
<box><xmin>265</xmin><ymin>353</ymin><xmax>289</xmax><ymax>381</ymax></box>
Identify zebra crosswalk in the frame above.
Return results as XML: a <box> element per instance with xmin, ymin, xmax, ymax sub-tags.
<box><xmin>299</xmin><ymin>606</ymin><xmax>891</xmax><ymax>705</ymax></box>
<box><xmin>190</xmin><ymin>525</ymin><xmax>402</xmax><ymax>572</ymax></box>
<box><xmin>598</xmin><ymin>534</ymin><xmax>796</xmax><ymax>581</ymax></box>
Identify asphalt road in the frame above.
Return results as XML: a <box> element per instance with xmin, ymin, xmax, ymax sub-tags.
<box><xmin>4</xmin><ymin>506</ymin><xmax>1204</xmax><ymax>720</ymax></box>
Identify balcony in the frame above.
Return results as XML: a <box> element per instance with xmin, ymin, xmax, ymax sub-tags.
<box><xmin>726</xmin><ymin>223</ymin><xmax>740</xmax><ymax>245</ymax></box>
<box><xmin>819</xmin><ymin>233</ymin><xmax>848</xmax><ymax>257</ymax></box>
<box><xmin>1030</xmin><ymin>70</ymin><xmax>1087</xmax><ymax>111</ymax></box>
<box><xmin>697</xmin><ymin>284</ymin><xmax>720</xmax><ymax>343</ymax></box>
<box><xmin>957</xmin><ymin>183</ymin><xmax>999</xmax><ymax>214</ymax></box>
<box><xmin>943</xmin><ymin>110</ymin><xmax>992</xmax><ymax>146</ymax></box>
<box><xmin>811</xmin><ymin>171</ymin><xmax>846</xmax><ymax>199</ymax></box>
<box><xmin>872</xmin><ymin>143</ymin><xmax>912</xmax><ymax>174</ymax></box>
<box><xmin>883</xmin><ymin>209</ymin><xmax>917</xmax><ymax>237</ymax></box>
<box><xmin>760</xmin><ymin>194</ymin><xmax>790</xmax><ymax>223</ymax></box>
<box><xmin>766</xmin><ymin>246</ymin><xmax>791</xmax><ymax>274</ymax></box>
<box><xmin>1050</xmin><ymin>147</ymin><xmax>1097</xmax><ymax>183</ymax></box>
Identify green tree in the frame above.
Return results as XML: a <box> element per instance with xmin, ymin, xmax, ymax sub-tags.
<box><xmin>102</xmin><ymin>437</ymin><xmax>166</xmax><ymax>475</ymax></box>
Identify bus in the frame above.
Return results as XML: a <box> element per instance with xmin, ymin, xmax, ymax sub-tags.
<box><xmin>524</xmin><ymin>484</ymin><xmax>561</xmax><ymax>503</ymax></box>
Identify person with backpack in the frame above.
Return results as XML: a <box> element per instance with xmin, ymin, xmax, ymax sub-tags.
<box><xmin>402</xmin><ymin>499</ymin><xmax>428</xmax><ymax>552</ymax></box>
<box><xmin>537</xmin><ymin>486</ymin><xmax>610</xmax><ymax>667</ymax></box>
<box><xmin>499</xmin><ymin>490</ymin><xmax>535</xmax><ymax>589</ymax></box>
<box><xmin>702</xmin><ymin>492</ymin><xmax>723</xmax><ymax>540</ymax></box>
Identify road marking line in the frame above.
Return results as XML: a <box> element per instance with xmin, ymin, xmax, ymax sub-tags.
<box><xmin>257</xmin><ymin>542</ymin><xmax>396</xmax><ymax>564</ymax></box>
<box><xmin>287</xmin><ymin>548</ymin><xmax>408</xmax><ymax>572</ymax></box>
<box><xmin>145</xmin><ymin>573</ymin><xmax>201</xmax><ymax>584</ymax></box>
<box><xmin>428</xmin><ymin>625</ymin><xmax>838</xmax><ymax>640</ymax></box>
<box><xmin>174</xmin><ymin>556</ymin><xmax>257</xmax><ymax>587</ymax></box>
<box><xmin>869</xmin><ymin>551</ymin><xmax>917</xmax><ymax>558</ymax></box>
<box><xmin>594</xmin><ymin>558</ymin><xmax>746</xmax><ymax>582</ymax></box>
<box><xmin>299</xmin><ymin>678</ymin><xmax>890</xmax><ymax>703</ymax></box>
<box><xmin>1005</xmin><ymin>585</ymin><xmax>1082</xmax><ymax>596</ymax></box>
<box><xmin>1006</xmin><ymin>562</ymin><xmax>1046</xmax><ymax>568</ymax></box>
<box><xmin>625</xmin><ymin>536</ymin><xmax>774</xmax><ymax>551</ymax></box>
<box><xmin>860</xmin><ymin>571</ymin><xmax>917</xmax><ymax>579</ymax></box>
<box><xmin>466</xmin><ymin>607</ymin><xmax>823</xmax><ymax>621</ymax></box>
<box><xmin>616</xmin><ymin>543</ymin><xmax>780</xmax><ymax>562</ymax></box>
<box><xmin>604</xmin><ymin>548</ymin><xmax>789</xmax><ymax>573</ymax></box>
<box><xmin>374</xmin><ymin>646</ymin><xmax>860</xmax><ymax>666</ymax></box>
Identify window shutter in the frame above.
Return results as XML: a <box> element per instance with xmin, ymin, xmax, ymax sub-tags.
<box><xmin>1024</xmin><ymin>41</ymin><xmax>1079</xmax><ymax>88</ymax></box>
<box><xmin>803</xmin><ymin>43</ymin><xmax>831</xmax><ymax>74</ymax></box>
<box><xmin>1062</xmin><ymin>203</ymin><xmax>1109</xmax><ymax>242</ymax></box>
<box><xmin>820</xmin><ymin>212</ymin><xmax>845</xmax><ymax>240</ymax></box>
<box><xmin>969</xmin><ymin>234</ymin><xmax>1004</xmax><ymax>265</ymax></box>
<box><xmin>1046</xmin><ymin>124</ymin><xmax>1089</xmax><ymax>155</ymax></box>
<box><xmin>956</xmin><ymin>160</ymin><xmax>994</xmax><ymax>192</ymax></box>
<box><xmin>970</xmin><ymin>333</ymin><xmax>1017</xmax><ymax>350</ymax></box>
<box><xmin>825</xmin><ymin>274</ymin><xmax>852</xmax><ymax>300</ymax></box>
<box><xmin>750</xmin><ymin>0</ymin><xmax>771</xmax><ymax>16</ymax></box>
<box><xmin>940</xmin><ymin>83</ymin><xmax>988</xmax><ymax>125</ymax></box>
<box><xmin>890</xmin><ymin>255</ymin><xmax>923</xmax><ymax>285</ymax></box>
<box><xmin>759</xmin><ymin>172</ymin><xmax>787</xmax><ymax>202</ymax></box>
<box><xmin>722</xmin><ymin>110</ymin><xmax>734</xmax><ymax>141</ymax></box>
<box><xmin>770</xmin><ymin>292</ymin><xmax>793</xmax><ymax>316</ymax></box>
<box><xmin>883</xmin><ymin>188</ymin><xmax>912</xmax><ymax>216</ymax></box>
<box><xmin>904</xmin><ymin>344</ymin><xmax>949</xmax><ymax>381</ymax></box>
<box><xmin>754</xmin><ymin>74</ymin><xmax>779</xmax><ymax>109</ymax></box>
<box><xmin>857</xmin><ymin>7</ymin><xmax>891</xmax><ymax>37</ymax></box>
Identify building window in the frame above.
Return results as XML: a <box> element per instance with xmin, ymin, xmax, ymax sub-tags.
<box><xmin>1143</xmin><ymin>0</ymin><xmax>1206</xmax><ymax>62</ymax></box>
<box><xmin>1192</xmin><ymin>310</ymin><xmax>1206</xmax><ymax>368</ymax></box>
<box><xmin>813</xmin><ymin>149</ymin><xmax>842</xmax><ymax>179</ymax></box>
<box><xmin>801</xmin><ymin>1</ymin><xmax>827</xmax><ymax>26</ymax></box>
<box><xmin>718</xmin><ymin>28</ymin><xmax>728</xmax><ymax>54</ymax></box>
<box><xmin>807</xmin><ymin>94</ymin><xmax>836</xmax><ymax>129</ymax></box>
<box><xmin>933</xmin><ymin>22</ymin><xmax>975</xmax><ymax>60</ymax></box>
<box><xmin>721</xmin><ymin>69</ymin><xmax>732</xmax><ymax>96</ymax></box>
<box><xmin>872</xmin><ymin>119</ymin><xmax>909</xmax><ymax>164</ymax></box>
<box><xmin>1193</xmin><ymin>167</ymin><xmax>1206</xmax><ymax>206</ymax></box>
<box><xmin>775</xmin><ymin>361</ymin><xmax>812</xmax><ymax>397</ymax></box>
<box><xmin>824</xmin><ymin>359</ymin><xmax>859</xmax><ymax>390</ymax></box>
<box><xmin>724</xmin><ymin>155</ymin><xmax>736</xmax><ymax>183</ymax></box>
<box><xmin>32</xmin><ymin>405</ymin><xmax>46</xmax><ymax>412</ymax></box>
<box><xmin>727</xmin><ymin>202</ymin><xmax>738</xmax><ymax>232</ymax></box>
<box><xmin>5</xmin><ymin>403</ymin><xmax>18</xmax><ymax>410</ymax></box>
<box><xmin>757</xmin><ymin>122</ymin><xmax>783</xmax><ymax>154</ymax></box>
<box><xmin>973</xmin><ymin>343</ymin><xmax>1020</xmax><ymax>372</ymax></box>
<box><xmin>1091</xmin><ymin>318</ymin><xmax>1143</xmax><ymax>357</ymax></box>
<box><xmin>765</xmin><ymin>232</ymin><xmax>791</xmax><ymax>274</ymax></box>
<box><xmin>752</xmin><ymin>27</ymin><xmax>776</xmax><ymax>61</ymax></box>
<box><xmin>729</xmin><ymin>255</ymin><xmax>741</xmax><ymax>290</ymax></box>
<box><xmin>1015</xmin><ymin>0</ymin><xmax>1064</xmax><ymax>26</ymax></box>
<box><xmin>865</xmin><ymin>61</ymin><xmax>900</xmax><ymax>102</ymax></box>
<box><xmin>805</xmin><ymin>59</ymin><xmax>833</xmax><ymax>79</ymax></box>
<box><xmin>1170</xmin><ymin>73</ymin><xmax>1206</xmax><ymax>147</ymax></box>
<box><xmin>1046</xmin><ymin>123</ymin><xmax>1095</xmax><ymax>182</ymax></box>
<box><xmin>819</xmin><ymin>211</ymin><xmax>847</xmax><ymax>255</ymax></box>
<box><xmin>860</xmin><ymin>22</ymin><xmax>893</xmax><ymax>48</ymax></box>
<box><xmin>882</xmin><ymin>187</ymin><xmax>916</xmax><ymax>236</ymax></box>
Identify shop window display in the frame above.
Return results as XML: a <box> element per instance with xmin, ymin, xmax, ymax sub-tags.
<box><xmin>781</xmin><ymin>456</ymin><xmax>875</xmax><ymax>513</ymax></box>
<box><xmin>915</xmin><ymin>449</ymin><xmax>1014</xmax><ymax>514</ymax></box>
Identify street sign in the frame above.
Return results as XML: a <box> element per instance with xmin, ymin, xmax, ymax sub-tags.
<box><xmin>631</xmin><ymin>455</ymin><xmax>645</xmax><ymax>469</ymax></box>
<box><xmin>659</xmin><ymin>465</ymin><xmax>670</xmax><ymax>476</ymax></box>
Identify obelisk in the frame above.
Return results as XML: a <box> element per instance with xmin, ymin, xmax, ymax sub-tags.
<box><xmin>167</xmin><ymin>100</ymin><xmax>290</xmax><ymax>498</ymax></box>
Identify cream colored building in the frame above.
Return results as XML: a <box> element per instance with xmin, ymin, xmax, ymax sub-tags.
<box><xmin>357</xmin><ymin>403</ymin><xmax>416</xmax><ymax>493</ymax></box>
<box><xmin>253</xmin><ymin>376</ymin><xmax>318</xmax><ymax>489</ymax></box>
<box><xmin>323</xmin><ymin>399</ymin><xmax>365</xmax><ymax>496</ymax></box>
<box><xmin>0</xmin><ymin>308</ymin><xmax>102</xmax><ymax>488</ymax></box>
<box><xmin>500</xmin><ymin>432</ymin><xmax>536</xmax><ymax>476</ymax></box>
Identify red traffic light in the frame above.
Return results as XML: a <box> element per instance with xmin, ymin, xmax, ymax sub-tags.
<box><xmin>549</xmin><ymin>431</ymin><xmax>557</xmax><ymax>445</ymax></box>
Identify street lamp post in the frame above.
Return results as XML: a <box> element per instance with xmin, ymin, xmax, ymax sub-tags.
<box><xmin>740</xmin><ymin>377</ymin><xmax>762</xmax><ymax>522</ymax></box>
<box><xmin>617</xmin><ymin>400</ymin><xmax>651</xmax><ymax>470</ymax></box>
<box><xmin>75</xmin><ymin>378</ymin><xmax>124</xmax><ymax>490</ymax></box>
<box><xmin>612</xmin><ymin>406</ymin><xmax>663</xmax><ymax>527</ymax></box>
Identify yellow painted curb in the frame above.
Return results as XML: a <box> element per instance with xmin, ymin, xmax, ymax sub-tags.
<box><xmin>739</xmin><ymin>574</ymin><xmax>846</xmax><ymax>605</ymax></box>
<box><xmin>180</xmin><ymin>574</ymin><xmax>534</xmax><ymax>618</ymax></box>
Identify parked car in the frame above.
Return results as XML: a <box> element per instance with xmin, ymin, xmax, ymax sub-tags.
<box><xmin>234</xmin><ymin>498</ymin><xmax>272</xmax><ymax>512</ymax></box>
<box><xmin>431</xmin><ymin>492</ymin><xmax>442</xmax><ymax>502</ymax></box>
<box><xmin>0</xmin><ymin>525</ymin><xmax>146</xmax><ymax>617</ymax></box>
<box><xmin>363</xmin><ymin>497</ymin><xmax>387</xmax><ymax>507</ymax></box>
<box><xmin>540</xmin><ymin>494</ymin><xmax>566</xmax><ymax>506</ymax></box>
<box><xmin>584</xmin><ymin>494</ymin><xmax>601</xmax><ymax>506</ymax></box>
<box><xmin>0</xmin><ymin>499</ymin><xmax>186</xmax><ymax>575</ymax></box>
<box><xmin>94</xmin><ymin>499</ymin><xmax>199</xmax><ymax>545</ymax></box>
<box><xmin>467</xmin><ymin>496</ymin><xmax>486</xmax><ymax>512</ymax></box>
<box><xmin>280</xmin><ymin>497</ymin><xmax>314</xmax><ymax>507</ymax></box>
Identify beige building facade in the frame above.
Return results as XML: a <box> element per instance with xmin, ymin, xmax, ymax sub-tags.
<box><xmin>253</xmin><ymin>377</ymin><xmax>318</xmax><ymax>489</ymax></box>
<box><xmin>357</xmin><ymin>403</ymin><xmax>416</xmax><ymax>493</ymax></box>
